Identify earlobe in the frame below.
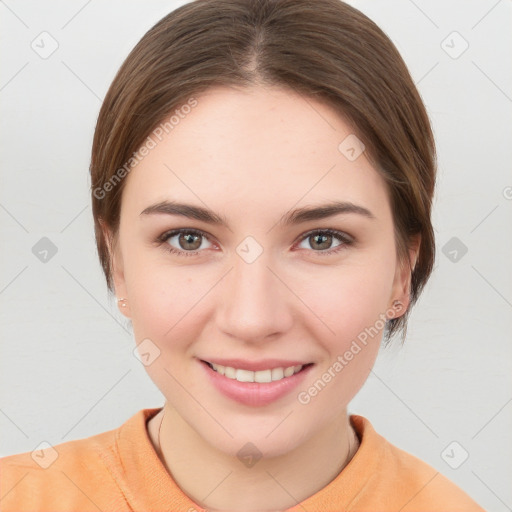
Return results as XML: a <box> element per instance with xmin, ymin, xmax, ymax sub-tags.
<box><xmin>100</xmin><ymin>220</ymin><xmax>131</xmax><ymax>318</ymax></box>
<box><xmin>388</xmin><ymin>299</ymin><xmax>404</xmax><ymax>319</ymax></box>
<box><xmin>389</xmin><ymin>235</ymin><xmax>421</xmax><ymax>318</ymax></box>
<box><xmin>117</xmin><ymin>298</ymin><xmax>128</xmax><ymax>309</ymax></box>
<box><xmin>116</xmin><ymin>297</ymin><xmax>131</xmax><ymax>317</ymax></box>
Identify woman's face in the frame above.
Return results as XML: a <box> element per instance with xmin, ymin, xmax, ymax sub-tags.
<box><xmin>110</xmin><ymin>85</ymin><xmax>413</xmax><ymax>456</ymax></box>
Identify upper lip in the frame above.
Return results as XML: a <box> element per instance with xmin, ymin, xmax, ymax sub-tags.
<box><xmin>200</xmin><ymin>358</ymin><xmax>312</xmax><ymax>372</ymax></box>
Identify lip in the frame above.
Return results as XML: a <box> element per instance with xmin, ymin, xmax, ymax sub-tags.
<box><xmin>200</xmin><ymin>358</ymin><xmax>310</xmax><ymax>372</ymax></box>
<box><xmin>199</xmin><ymin>359</ymin><xmax>314</xmax><ymax>407</ymax></box>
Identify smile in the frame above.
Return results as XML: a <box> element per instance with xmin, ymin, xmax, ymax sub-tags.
<box><xmin>200</xmin><ymin>358</ymin><xmax>314</xmax><ymax>406</ymax></box>
<box><xmin>204</xmin><ymin>361</ymin><xmax>305</xmax><ymax>383</ymax></box>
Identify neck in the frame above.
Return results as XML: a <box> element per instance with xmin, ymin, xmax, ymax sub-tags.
<box><xmin>152</xmin><ymin>403</ymin><xmax>359</xmax><ymax>512</ymax></box>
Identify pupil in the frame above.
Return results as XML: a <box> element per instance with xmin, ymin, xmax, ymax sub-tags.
<box><xmin>313</xmin><ymin>233</ymin><xmax>331</xmax><ymax>250</ymax></box>
<box><xmin>180</xmin><ymin>233</ymin><xmax>201</xmax><ymax>250</ymax></box>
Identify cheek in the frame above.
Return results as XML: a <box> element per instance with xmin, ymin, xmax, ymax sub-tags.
<box><xmin>295</xmin><ymin>266</ymin><xmax>391</xmax><ymax>413</ymax></box>
<box><xmin>123</xmin><ymin>247</ymin><xmax>208</xmax><ymax>342</ymax></box>
<box><xmin>297</xmin><ymin>342</ymin><xmax>379</xmax><ymax>417</ymax></box>
<box><xmin>126</xmin><ymin>260</ymin><xmax>208</xmax><ymax>396</ymax></box>
<box><xmin>126</xmin><ymin>238</ymin><xmax>396</xmax><ymax>346</ymax></box>
<box><xmin>295</xmin><ymin>258</ymin><xmax>395</xmax><ymax>344</ymax></box>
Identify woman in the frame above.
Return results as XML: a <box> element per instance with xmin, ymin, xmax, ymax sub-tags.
<box><xmin>0</xmin><ymin>0</ymin><xmax>485</xmax><ymax>510</ymax></box>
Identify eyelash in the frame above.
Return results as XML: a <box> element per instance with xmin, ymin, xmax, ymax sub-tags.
<box><xmin>156</xmin><ymin>228</ymin><xmax>353</xmax><ymax>258</ymax></box>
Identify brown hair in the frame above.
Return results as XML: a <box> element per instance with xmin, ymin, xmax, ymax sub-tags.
<box><xmin>90</xmin><ymin>0</ymin><xmax>436</xmax><ymax>342</ymax></box>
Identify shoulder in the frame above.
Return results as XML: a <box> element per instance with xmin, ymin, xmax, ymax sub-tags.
<box><xmin>381</xmin><ymin>439</ymin><xmax>483</xmax><ymax>510</ymax></box>
<box><xmin>350</xmin><ymin>415</ymin><xmax>485</xmax><ymax>511</ymax></box>
<box><xmin>0</xmin><ymin>413</ymin><xmax>144</xmax><ymax>512</ymax></box>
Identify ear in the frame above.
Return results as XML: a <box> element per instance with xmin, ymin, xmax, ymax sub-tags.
<box><xmin>388</xmin><ymin>234</ymin><xmax>421</xmax><ymax>319</ymax></box>
<box><xmin>100</xmin><ymin>219</ymin><xmax>131</xmax><ymax>318</ymax></box>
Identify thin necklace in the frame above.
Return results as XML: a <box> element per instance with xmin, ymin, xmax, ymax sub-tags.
<box><xmin>157</xmin><ymin>410</ymin><xmax>360</xmax><ymax>470</ymax></box>
<box><xmin>157</xmin><ymin>408</ymin><xmax>165</xmax><ymax>457</ymax></box>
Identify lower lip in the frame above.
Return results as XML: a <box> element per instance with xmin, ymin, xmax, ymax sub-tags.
<box><xmin>200</xmin><ymin>360</ymin><xmax>313</xmax><ymax>407</ymax></box>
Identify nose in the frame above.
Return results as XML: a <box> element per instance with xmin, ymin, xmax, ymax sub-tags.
<box><xmin>216</xmin><ymin>250</ymin><xmax>294</xmax><ymax>344</ymax></box>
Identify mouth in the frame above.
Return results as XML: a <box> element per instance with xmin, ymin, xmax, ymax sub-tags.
<box><xmin>201</xmin><ymin>360</ymin><xmax>313</xmax><ymax>383</ymax></box>
<box><xmin>200</xmin><ymin>358</ymin><xmax>314</xmax><ymax>406</ymax></box>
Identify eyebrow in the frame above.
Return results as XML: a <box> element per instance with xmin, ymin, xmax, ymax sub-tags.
<box><xmin>140</xmin><ymin>200</ymin><xmax>375</xmax><ymax>227</ymax></box>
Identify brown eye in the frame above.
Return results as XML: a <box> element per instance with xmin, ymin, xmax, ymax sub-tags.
<box><xmin>160</xmin><ymin>229</ymin><xmax>213</xmax><ymax>256</ymax></box>
<box><xmin>309</xmin><ymin>233</ymin><xmax>333</xmax><ymax>250</ymax></box>
<box><xmin>178</xmin><ymin>232</ymin><xmax>202</xmax><ymax>250</ymax></box>
<box><xmin>297</xmin><ymin>229</ymin><xmax>353</xmax><ymax>254</ymax></box>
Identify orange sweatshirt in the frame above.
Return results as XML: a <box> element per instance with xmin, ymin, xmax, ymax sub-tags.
<box><xmin>0</xmin><ymin>408</ymin><xmax>484</xmax><ymax>511</ymax></box>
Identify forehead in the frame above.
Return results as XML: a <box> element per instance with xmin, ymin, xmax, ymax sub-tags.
<box><xmin>120</xmin><ymin>85</ymin><xmax>391</xmax><ymax>222</ymax></box>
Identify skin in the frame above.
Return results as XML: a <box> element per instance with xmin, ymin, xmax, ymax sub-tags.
<box><xmin>105</xmin><ymin>85</ymin><xmax>419</xmax><ymax>511</ymax></box>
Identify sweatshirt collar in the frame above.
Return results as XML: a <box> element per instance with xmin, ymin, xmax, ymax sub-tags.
<box><xmin>110</xmin><ymin>408</ymin><xmax>382</xmax><ymax>511</ymax></box>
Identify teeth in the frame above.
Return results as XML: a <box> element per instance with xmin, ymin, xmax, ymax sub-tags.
<box><xmin>284</xmin><ymin>366</ymin><xmax>295</xmax><ymax>377</ymax></box>
<box><xmin>211</xmin><ymin>363</ymin><xmax>225</xmax><ymax>376</ymax></box>
<box><xmin>254</xmin><ymin>369</ymin><xmax>272</xmax><ymax>383</ymax></box>
<box><xmin>224</xmin><ymin>366</ymin><xmax>236</xmax><ymax>379</ymax></box>
<box><xmin>208</xmin><ymin>363</ymin><xmax>304</xmax><ymax>382</ymax></box>
<box><xmin>271</xmin><ymin>367</ymin><xmax>284</xmax><ymax>380</ymax></box>
<box><xmin>236</xmin><ymin>369</ymin><xmax>254</xmax><ymax>382</ymax></box>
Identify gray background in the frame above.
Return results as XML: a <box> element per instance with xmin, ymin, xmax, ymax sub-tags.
<box><xmin>1</xmin><ymin>1</ymin><xmax>511</xmax><ymax>510</ymax></box>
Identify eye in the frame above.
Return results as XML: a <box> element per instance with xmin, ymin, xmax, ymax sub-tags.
<box><xmin>158</xmin><ymin>228</ymin><xmax>214</xmax><ymax>256</ymax></box>
<box><xmin>156</xmin><ymin>227</ymin><xmax>353</xmax><ymax>258</ymax></box>
<box><xmin>296</xmin><ymin>229</ymin><xmax>353</xmax><ymax>255</ymax></box>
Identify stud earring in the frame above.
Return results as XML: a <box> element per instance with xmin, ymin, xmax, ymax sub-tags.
<box><xmin>392</xmin><ymin>299</ymin><xmax>403</xmax><ymax>312</ymax></box>
<box><xmin>117</xmin><ymin>298</ymin><xmax>128</xmax><ymax>308</ymax></box>
<box><xmin>386</xmin><ymin>300</ymin><xmax>403</xmax><ymax>320</ymax></box>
